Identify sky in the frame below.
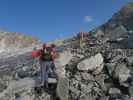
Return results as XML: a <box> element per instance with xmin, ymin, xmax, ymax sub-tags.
<box><xmin>0</xmin><ymin>0</ymin><xmax>132</xmax><ymax>42</ymax></box>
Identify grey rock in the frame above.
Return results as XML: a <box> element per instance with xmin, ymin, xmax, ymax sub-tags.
<box><xmin>95</xmin><ymin>74</ymin><xmax>108</xmax><ymax>91</ymax></box>
<box><xmin>110</xmin><ymin>55</ymin><xmax>123</xmax><ymax>63</ymax></box>
<box><xmin>56</xmin><ymin>77</ymin><xmax>69</xmax><ymax>100</ymax></box>
<box><xmin>79</xmin><ymin>93</ymin><xmax>96</xmax><ymax>100</ymax></box>
<box><xmin>80</xmin><ymin>83</ymin><xmax>94</xmax><ymax>94</ymax></box>
<box><xmin>81</xmin><ymin>72</ymin><xmax>95</xmax><ymax>81</ymax></box>
<box><xmin>110</xmin><ymin>94</ymin><xmax>130</xmax><ymax>100</ymax></box>
<box><xmin>109</xmin><ymin>88</ymin><xmax>121</xmax><ymax>95</ymax></box>
<box><xmin>105</xmin><ymin>63</ymin><xmax>116</xmax><ymax>76</ymax></box>
<box><xmin>99</xmin><ymin>96</ymin><xmax>109</xmax><ymax>100</ymax></box>
<box><xmin>69</xmin><ymin>86</ymin><xmax>80</xmax><ymax>99</ymax></box>
<box><xmin>77</xmin><ymin>53</ymin><xmax>104</xmax><ymax>74</ymax></box>
<box><xmin>74</xmin><ymin>74</ymin><xmax>82</xmax><ymax>81</ymax></box>
<box><xmin>109</xmin><ymin>25</ymin><xmax>127</xmax><ymax>40</ymax></box>
<box><xmin>129</xmin><ymin>86</ymin><xmax>133</xmax><ymax>97</ymax></box>
<box><xmin>94</xmin><ymin>29</ymin><xmax>104</xmax><ymax>37</ymax></box>
<box><xmin>70</xmin><ymin>78</ymin><xmax>79</xmax><ymax>89</ymax></box>
<box><xmin>0</xmin><ymin>79</ymin><xmax>7</xmax><ymax>93</ymax></box>
<box><xmin>92</xmin><ymin>87</ymin><xmax>103</xmax><ymax>96</ymax></box>
<box><xmin>114</xmin><ymin>63</ymin><xmax>130</xmax><ymax>83</ymax></box>
<box><xmin>127</xmin><ymin>56</ymin><xmax>133</xmax><ymax>66</ymax></box>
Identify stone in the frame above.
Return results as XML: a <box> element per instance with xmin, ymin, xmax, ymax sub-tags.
<box><xmin>95</xmin><ymin>74</ymin><xmax>108</xmax><ymax>91</ymax></box>
<box><xmin>80</xmin><ymin>83</ymin><xmax>94</xmax><ymax>94</ymax></box>
<box><xmin>39</xmin><ymin>92</ymin><xmax>51</xmax><ymax>100</ymax></box>
<box><xmin>92</xmin><ymin>87</ymin><xmax>103</xmax><ymax>96</ymax></box>
<box><xmin>94</xmin><ymin>29</ymin><xmax>104</xmax><ymax>37</ymax></box>
<box><xmin>110</xmin><ymin>55</ymin><xmax>122</xmax><ymax>63</ymax></box>
<box><xmin>48</xmin><ymin>78</ymin><xmax>57</xmax><ymax>84</ymax></box>
<box><xmin>0</xmin><ymin>79</ymin><xmax>7</xmax><ymax>93</ymax></box>
<box><xmin>55</xmin><ymin>50</ymin><xmax>73</xmax><ymax>78</ymax></box>
<box><xmin>81</xmin><ymin>72</ymin><xmax>95</xmax><ymax>81</ymax></box>
<box><xmin>99</xmin><ymin>96</ymin><xmax>109</xmax><ymax>100</ymax></box>
<box><xmin>109</xmin><ymin>88</ymin><xmax>121</xmax><ymax>95</ymax></box>
<box><xmin>110</xmin><ymin>94</ymin><xmax>130</xmax><ymax>100</ymax></box>
<box><xmin>77</xmin><ymin>53</ymin><xmax>104</xmax><ymax>74</ymax></box>
<box><xmin>79</xmin><ymin>93</ymin><xmax>96</xmax><ymax>100</ymax></box>
<box><xmin>55</xmin><ymin>50</ymin><xmax>73</xmax><ymax>67</ymax></box>
<box><xmin>74</xmin><ymin>73</ymin><xmax>82</xmax><ymax>81</ymax></box>
<box><xmin>113</xmin><ymin>63</ymin><xmax>131</xmax><ymax>83</ymax></box>
<box><xmin>129</xmin><ymin>86</ymin><xmax>133</xmax><ymax>97</ymax></box>
<box><xmin>105</xmin><ymin>63</ymin><xmax>116</xmax><ymax>76</ymax></box>
<box><xmin>126</xmin><ymin>56</ymin><xmax>133</xmax><ymax>66</ymax></box>
<box><xmin>70</xmin><ymin>78</ymin><xmax>79</xmax><ymax>89</ymax></box>
<box><xmin>69</xmin><ymin>86</ymin><xmax>80</xmax><ymax>99</ymax></box>
<box><xmin>56</xmin><ymin>77</ymin><xmax>69</xmax><ymax>100</ymax></box>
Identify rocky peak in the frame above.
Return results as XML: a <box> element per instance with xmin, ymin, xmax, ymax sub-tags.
<box><xmin>120</xmin><ymin>3</ymin><xmax>133</xmax><ymax>16</ymax></box>
<box><xmin>88</xmin><ymin>3</ymin><xmax>133</xmax><ymax>49</ymax></box>
<box><xmin>105</xmin><ymin>3</ymin><xmax>133</xmax><ymax>31</ymax></box>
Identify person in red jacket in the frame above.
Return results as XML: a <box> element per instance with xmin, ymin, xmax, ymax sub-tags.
<box><xmin>51</xmin><ymin>44</ymin><xmax>56</xmax><ymax>61</ymax></box>
<box><xmin>32</xmin><ymin>43</ymin><xmax>56</xmax><ymax>88</ymax></box>
<box><xmin>50</xmin><ymin>44</ymin><xmax>56</xmax><ymax>72</ymax></box>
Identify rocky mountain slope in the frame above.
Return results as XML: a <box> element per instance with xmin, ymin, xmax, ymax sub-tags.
<box><xmin>89</xmin><ymin>2</ymin><xmax>133</xmax><ymax>49</ymax></box>
<box><xmin>65</xmin><ymin>2</ymin><xmax>133</xmax><ymax>100</ymax></box>
<box><xmin>0</xmin><ymin>3</ymin><xmax>133</xmax><ymax>100</ymax></box>
<box><xmin>0</xmin><ymin>32</ymin><xmax>41</xmax><ymax>52</ymax></box>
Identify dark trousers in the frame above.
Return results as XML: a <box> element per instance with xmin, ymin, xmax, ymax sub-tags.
<box><xmin>40</xmin><ymin>60</ymin><xmax>52</xmax><ymax>84</ymax></box>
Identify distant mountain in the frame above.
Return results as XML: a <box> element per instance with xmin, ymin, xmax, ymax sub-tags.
<box><xmin>89</xmin><ymin>2</ymin><xmax>133</xmax><ymax>48</ymax></box>
<box><xmin>0</xmin><ymin>32</ymin><xmax>41</xmax><ymax>52</ymax></box>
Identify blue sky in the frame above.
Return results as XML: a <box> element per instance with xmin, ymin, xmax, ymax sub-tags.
<box><xmin>0</xmin><ymin>0</ymin><xmax>132</xmax><ymax>42</ymax></box>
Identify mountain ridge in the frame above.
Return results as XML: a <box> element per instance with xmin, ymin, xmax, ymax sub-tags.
<box><xmin>0</xmin><ymin>31</ymin><xmax>41</xmax><ymax>52</ymax></box>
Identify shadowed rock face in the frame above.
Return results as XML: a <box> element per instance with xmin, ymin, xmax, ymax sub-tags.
<box><xmin>89</xmin><ymin>3</ymin><xmax>133</xmax><ymax>49</ymax></box>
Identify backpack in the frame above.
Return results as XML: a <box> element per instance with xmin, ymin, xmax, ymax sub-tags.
<box><xmin>40</xmin><ymin>47</ymin><xmax>52</xmax><ymax>60</ymax></box>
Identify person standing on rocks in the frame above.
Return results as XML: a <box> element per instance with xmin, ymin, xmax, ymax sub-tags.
<box><xmin>50</xmin><ymin>44</ymin><xmax>56</xmax><ymax>72</ymax></box>
<box><xmin>32</xmin><ymin>43</ymin><xmax>56</xmax><ymax>88</ymax></box>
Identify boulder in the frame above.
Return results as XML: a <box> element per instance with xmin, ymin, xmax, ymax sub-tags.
<box><xmin>70</xmin><ymin>79</ymin><xmax>79</xmax><ymax>89</ymax></box>
<box><xmin>94</xmin><ymin>29</ymin><xmax>104</xmax><ymax>38</ymax></box>
<box><xmin>69</xmin><ymin>86</ymin><xmax>80</xmax><ymax>99</ymax></box>
<box><xmin>99</xmin><ymin>96</ymin><xmax>109</xmax><ymax>100</ymax></box>
<box><xmin>77</xmin><ymin>53</ymin><xmax>104</xmax><ymax>74</ymax></box>
<box><xmin>56</xmin><ymin>77</ymin><xmax>69</xmax><ymax>100</ymax></box>
<box><xmin>55</xmin><ymin>50</ymin><xmax>73</xmax><ymax>78</ymax></box>
<box><xmin>80</xmin><ymin>83</ymin><xmax>94</xmax><ymax>94</ymax></box>
<box><xmin>113</xmin><ymin>63</ymin><xmax>131</xmax><ymax>83</ymax></box>
<box><xmin>109</xmin><ymin>88</ymin><xmax>121</xmax><ymax>95</ymax></box>
<box><xmin>79</xmin><ymin>93</ymin><xmax>96</xmax><ymax>100</ymax></box>
<box><xmin>95</xmin><ymin>74</ymin><xmax>108</xmax><ymax>92</ymax></box>
<box><xmin>81</xmin><ymin>72</ymin><xmax>95</xmax><ymax>81</ymax></box>
<box><xmin>129</xmin><ymin>86</ymin><xmax>133</xmax><ymax>97</ymax></box>
<box><xmin>74</xmin><ymin>73</ymin><xmax>82</xmax><ymax>81</ymax></box>
<box><xmin>110</xmin><ymin>55</ymin><xmax>123</xmax><ymax>63</ymax></box>
<box><xmin>55</xmin><ymin>50</ymin><xmax>73</xmax><ymax>67</ymax></box>
<box><xmin>105</xmin><ymin>63</ymin><xmax>116</xmax><ymax>76</ymax></box>
<box><xmin>0</xmin><ymin>80</ymin><xmax>7</xmax><ymax>93</ymax></box>
<box><xmin>126</xmin><ymin>56</ymin><xmax>133</xmax><ymax>66</ymax></box>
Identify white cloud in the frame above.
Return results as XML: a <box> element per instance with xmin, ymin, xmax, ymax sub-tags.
<box><xmin>84</xmin><ymin>16</ymin><xmax>93</xmax><ymax>22</ymax></box>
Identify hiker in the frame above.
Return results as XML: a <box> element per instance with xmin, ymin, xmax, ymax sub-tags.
<box><xmin>51</xmin><ymin>44</ymin><xmax>56</xmax><ymax>72</ymax></box>
<box><xmin>32</xmin><ymin>43</ymin><xmax>56</xmax><ymax>88</ymax></box>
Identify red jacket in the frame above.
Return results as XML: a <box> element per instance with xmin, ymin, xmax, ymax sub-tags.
<box><xmin>32</xmin><ymin>47</ymin><xmax>56</xmax><ymax>62</ymax></box>
<box><xmin>32</xmin><ymin>50</ymin><xmax>41</xmax><ymax>58</ymax></box>
<box><xmin>51</xmin><ymin>48</ymin><xmax>56</xmax><ymax>62</ymax></box>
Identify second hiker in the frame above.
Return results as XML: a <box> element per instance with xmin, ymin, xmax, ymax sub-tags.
<box><xmin>32</xmin><ymin>43</ymin><xmax>56</xmax><ymax>88</ymax></box>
